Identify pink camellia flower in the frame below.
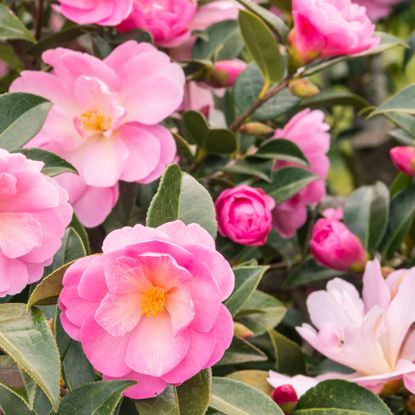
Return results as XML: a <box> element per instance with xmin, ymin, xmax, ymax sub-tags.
<box><xmin>207</xmin><ymin>60</ymin><xmax>247</xmax><ymax>88</ymax></box>
<box><xmin>117</xmin><ymin>0</ymin><xmax>197</xmax><ymax>48</ymax></box>
<box><xmin>354</xmin><ymin>0</ymin><xmax>402</xmax><ymax>21</ymax></box>
<box><xmin>215</xmin><ymin>185</ymin><xmax>275</xmax><ymax>246</ymax></box>
<box><xmin>11</xmin><ymin>41</ymin><xmax>184</xmax><ymax>226</ymax></box>
<box><xmin>0</xmin><ymin>149</ymin><xmax>72</xmax><ymax>297</ymax></box>
<box><xmin>56</xmin><ymin>0</ymin><xmax>134</xmax><ymax>26</ymax></box>
<box><xmin>181</xmin><ymin>82</ymin><xmax>214</xmax><ymax>119</ymax></box>
<box><xmin>269</xmin><ymin>259</ymin><xmax>415</xmax><ymax>396</ymax></box>
<box><xmin>54</xmin><ymin>174</ymin><xmax>119</xmax><ymax>229</ymax></box>
<box><xmin>390</xmin><ymin>146</ymin><xmax>415</xmax><ymax>176</ymax></box>
<box><xmin>311</xmin><ymin>218</ymin><xmax>367</xmax><ymax>272</ymax></box>
<box><xmin>290</xmin><ymin>0</ymin><xmax>380</xmax><ymax>64</ymax></box>
<box><xmin>58</xmin><ymin>220</ymin><xmax>234</xmax><ymax>399</ymax></box>
<box><xmin>272</xmin><ymin>109</ymin><xmax>330</xmax><ymax>239</ymax></box>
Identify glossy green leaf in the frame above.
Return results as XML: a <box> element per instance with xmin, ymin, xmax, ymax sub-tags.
<box><xmin>239</xmin><ymin>10</ymin><xmax>285</xmax><ymax>88</ymax></box>
<box><xmin>301</xmin><ymin>90</ymin><xmax>370</xmax><ymax>111</ymax></box>
<box><xmin>226</xmin><ymin>370</ymin><xmax>273</xmax><ymax>395</ymax></box>
<box><xmin>136</xmin><ymin>370</ymin><xmax>211</xmax><ymax>415</ymax></box>
<box><xmin>0</xmin><ymin>383</ymin><xmax>36</xmax><ymax>415</ymax></box>
<box><xmin>225</xmin><ymin>266</ymin><xmax>269</xmax><ymax>316</ymax></box>
<box><xmin>193</xmin><ymin>20</ymin><xmax>243</xmax><ymax>61</ymax></box>
<box><xmin>210</xmin><ymin>377</ymin><xmax>283</xmax><ymax>415</ymax></box>
<box><xmin>265</xmin><ymin>167</ymin><xmax>317</xmax><ymax>204</ymax></box>
<box><xmin>0</xmin><ymin>93</ymin><xmax>52</xmax><ymax>151</ymax></box>
<box><xmin>283</xmin><ymin>258</ymin><xmax>344</xmax><ymax>289</ymax></box>
<box><xmin>344</xmin><ymin>182</ymin><xmax>389</xmax><ymax>252</ymax></box>
<box><xmin>58</xmin><ymin>381</ymin><xmax>133</xmax><ymax>415</ymax></box>
<box><xmin>371</xmin><ymin>83</ymin><xmax>415</xmax><ymax>117</ymax></box>
<box><xmin>0</xmin><ymin>5</ymin><xmax>36</xmax><ymax>43</ymax></box>
<box><xmin>294</xmin><ymin>380</ymin><xmax>392</xmax><ymax>415</ymax></box>
<box><xmin>255</xmin><ymin>139</ymin><xmax>308</xmax><ymax>165</ymax></box>
<box><xmin>381</xmin><ymin>182</ymin><xmax>415</xmax><ymax>259</ymax></box>
<box><xmin>0</xmin><ymin>304</ymin><xmax>60</xmax><ymax>410</ymax></box>
<box><xmin>235</xmin><ymin>0</ymin><xmax>289</xmax><ymax>40</ymax></box>
<box><xmin>223</xmin><ymin>159</ymin><xmax>273</xmax><ymax>183</ymax></box>
<box><xmin>218</xmin><ymin>337</ymin><xmax>268</xmax><ymax>366</ymax></box>
<box><xmin>15</xmin><ymin>149</ymin><xmax>77</xmax><ymax>177</ymax></box>
<box><xmin>268</xmin><ymin>330</ymin><xmax>305</xmax><ymax>375</ymax></box>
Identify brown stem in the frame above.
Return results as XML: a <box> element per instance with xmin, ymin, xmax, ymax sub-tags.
<box><xmin>230</xmin><ymin>78</ymin><xmax>289</xmax><ymax>132</ymax></box>
<box><xmin>35</xmin><ymin>0</ymin><xmax>44</xmax><ymax>41</ymax></box>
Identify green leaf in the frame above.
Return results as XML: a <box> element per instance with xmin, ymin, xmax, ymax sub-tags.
<box><xmin>237</xmin><ymin>290</ymin><xmax>287</xmax><ymax>336</ymax></box>
<box><xmin>371</xmin><ymin>83</ymin><xmax>415</xmax><ymax>117</ymax></box>
<box><xmin>226</xmin><ymin>371</ymin><xmax>273</xmax><ymax>395</ymax></box>
<box><xmin>0</xmin><ymin>5</ymin><xmax>36</xmax><ymax>43</ymax></box>
<box><xmin>283</xmin><ymin>258</ymin><xmax>344</xmax><ymax>289</ymax></box>
<box><xmin>15</xmin><ymin>149</ymin><xmax>77</xmax><ymax>177</ymax></box>
<box><xmin>294</xmin><ymin>380</ymin><xmax>392</xmax><ymax>415</ymax></box>
<box><xmin>146</xmin><ymin>164</ymin><xmax>182</xmax><ymax>228</ymax></box>
<box><xmin>305</xmin><ymin>32</ymin><xmax>406</xmax><ymax>76</ymax></box>
<box><xmin>223</xmin><ymin>159</ymin><xmax>273</xmax><ymax>183</ymax></box>
<box><xmin>381</xmin><ymin>182</ymin><xmax>415</xmax><ymax>259</ymax></box>
<box><xmin>265</xmin><ymin>167</ymin><xmax>317</xmax><ymax>204</ymax></box>
<box><xmin>58</xmin><ymin>381</ymin><xmax>133</xmax><ymax>415</ymax></box>
<box><xmin>210</xmin><ymin>377</ymin><xmax>283</xmax><ymax>415</ymax></box>
<box><xmin>146</xmin><ymin>165</ymin><xmax>217</xmax><ymax>237</ymax></box>
<box><xmin>0</xmin><ymin>304</ymin><xmax>60</xmax><ymax>410</ymax></box>
<box><xmin>183</xmin><ymin>111</ymin><xmax>237</xmax><ymax>154</ymax></box>
<box><xmin>0</xmin><ymin>383</ymin><xmax>36</xmax><ymax>415</ymax></box>
<box><xmin>235</xmin><ymin>0</ymin><xmax>289</xmax><ymax>40</ymax></box>
<box><xmin>233</xmin><ymin>64</ymin><xmax>299</xmax><ymax>121</ymax></box>
<box><xmin>238</xmin><ymin>10</ymin><xmax>285</xmax><ymax>90</ymax></box>
<box><xmin>344</xmin><ymin>182</ymin><xmax>389</xmax><ymax>252</ymax></box>
<box><xmin>0</xmin><ymin>93</ymin><xmax>52</xmax><ymax>151</ymax></box>
<box><xmin>268</xmin><ymin>330</ymin><xmax>305</xmax><ymax>375</ymax></box>
<box><xmin>255</xmin><ymin>139</ymin><xmax>308</xmax><ymax>165</ymax></box>
<box><xmin>218</xmin><ymin>337</ymin><xmax>268</xmax><ymax>366</ymax></box>
<box><xmin>193</xmin><ymin>20</ymin><xmax>243</xmax><ymax>61</ymax></box>
<box><xmin>136</xmin><ymin>370</ymin><xmax>212</xmax><ymax>415</ymax></box>
<box><xmin>225</xmin><ymin>266</ymin><xmax>269</xmax><ymax>316</ymax></box>
<box><xmin>301</xmin><ymin>90</ymin><xmax>370</xmax><ymax>111</ymax></box>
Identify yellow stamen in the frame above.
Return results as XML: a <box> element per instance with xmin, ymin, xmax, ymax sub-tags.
<box><xmin>79</xmin><ymin>110</ymin><xmax>112</xmax><ymax>134</ymax></box>
<box><xmin>141</xmin><ymin>287</ymin><xmax>166</xmax><ymax>318</ymax></box>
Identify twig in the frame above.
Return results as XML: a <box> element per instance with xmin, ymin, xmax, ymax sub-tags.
<box><xmin>230</xmin><ymin>78</ymin><xmax>289</xmax><ymax>132</ymax></box>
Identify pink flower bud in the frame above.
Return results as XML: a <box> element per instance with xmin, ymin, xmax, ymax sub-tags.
<box><xmin>322</xmin><ymin>207</ymin><xmax>344</xmax><ymax>221</ymax></box>
<box><xmin>311</xmin><ymin>218</ymin><xmax>367</xmax><ymax>272</ymax></box>
<box><xmin>272</xmin><ymin>385</ymin><xmax>298</xmax><ymax>413</ymax></box>
<box><xmin>207</xmin><ymin>60</ymin><xmax>247</xmax><ymax>88</ymax></box>
<box><xmin>390</xmin><ymin>146</ymin><xmax>415</xmax><ymax>176</ymax></box>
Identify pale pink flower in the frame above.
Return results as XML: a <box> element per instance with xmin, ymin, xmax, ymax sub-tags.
<box><xmin>390</xmin><ymin>146</ymin><xmax>415</xmax><ymax>176</ymax></box>
<box><xmin>181</xmin><ymin>82</ymin><xmax>214</xmax><ymax>119</ymax></box>
<box><xmin>58</xmin><ymin>220</ymin><xmax>234</xmax><ymax>399</ymax></box>
<box><xmin>353</xmin><ymin>0</ymin><xmax>402</xmax><ymax>21</ymax></box>
<box><xmin>216</xmin><ymin>185</ymin><xmax>275</xmax><ymax>246</ymax></box>
<box><xmin>290</xmin><ymin>0</ymin><xmax>380</xmax><ymax>63</ymax></box>
<box><xmin>311</xmin><ymin>218</ymin><xmax>367</xmax><ymax>272</ymax></box>
<box><xmin>272</xmin><ymin>109</ymin><xmax>331</xmax><ymax>239</ymax></box>
<box><xmin>117</xmin><ymin>0</ymin><xmax>197</xmax><ymax>48</ymax></box>
<box><xmin>54</xmin><ymin>174</ymin><xmax>119</xmax><ymax>229</ymax></box>
<box><xmin>56</xmin><ymin>0</ymin><xmax>134</xmax><ymax>26</ymax></box>
<box><xmin>269</xmin><ymin>260</ymin><xmax>415</xmax><ymax>396</ymax></box>
<box><xmin>11</xmin><ymin>42</ymin><xmax>184</xmax><ymax>226</ymax></box>
<box><xmin>0</xmin><ymin>149</ymin><xmax>72</xmax><ymax>297</ymax></box>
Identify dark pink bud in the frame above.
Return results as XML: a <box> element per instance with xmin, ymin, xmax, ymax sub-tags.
<box><xmin>272</xmin><ymin>384</ymin><xmax>298</xmax><ymax>405</ymax></box>
<box><xmin>390</xmin><ymin>146</ymin><xmax>415</xmax><ymax>176</ymax></box>
<box><xmin>207</xmin><ymin>60</ymin><xmax>247</xmax><ymax>88</ymax></box>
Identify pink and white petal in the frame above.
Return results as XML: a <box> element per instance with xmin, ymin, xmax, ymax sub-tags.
<box><xmin>126</xmin><ymin>124</ymin><xmax>176</xmax><ymax>185</ymax></box>
<box><xmin>204</xmin><ymin>305</ymin><xmax>234</xmax><ymax>367</ymax></box>
<box><xmin>162</xmin><ymin>329</ymin><xmax>215</xmax><ymax>384</ymax></box>
<box><xmin>185</xmin><ymin>244</ymin><xmax>234</xmax><ymax>300</ymax></box>
<box><xmin>104</xmin><ymin>371</ymin><xmax>167</xmax><ymax>400</ymax></box>
<box><xmin>158</xmin><ymin>221</ymin><xmax>215</xmax><ymax>250</ymax></box>
<box><xmin>118</xmin><ymin>124</ymin><xmax>161</xmax><ymax>182</ymax></box>
<box><xmin>80</xmin><ymin>317</ymin><xmax>131</xmax><ymax>377</ymax></box>
<box><xmin>94</xmin><ymin>292</ymin><xmax>141</xmax><ymax>337</ymax></box>
<box><xmin>267</xmin><ymin>372</ymin><xmax>319</xmax><ymax>397</ymax></box>
<box><xmin>126</xmin><ymin>312</ymin><xmax>190</xmax><ymax>377</ymax></box>
<box><xmin>362</xmin><ymin>259</ymin><xmax>391</xmax><ymax>312</ymax></box>
<box><xmin>165</xmin><ymin>286</ymin><xmax>195</xmax><ymax>335</ymax></box>
<box><xmin>105</xmin><ymin>42</ymin><xmax>155</xmax><ymax>72</ymax></box>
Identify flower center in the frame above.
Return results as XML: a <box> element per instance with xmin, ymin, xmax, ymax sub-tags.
<box><xmin>79</xmin><ymin>110</ymin><xmax>112</xmax><ymax>134</ymax></box>
<box><xmin>141</xmin><ymin>286</ymin><xmax>166</xmax><ymax>318</ymax></box>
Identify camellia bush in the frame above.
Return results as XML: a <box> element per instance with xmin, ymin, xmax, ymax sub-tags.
<box><xmin>1</xmin><ymin>0</ymin><xmax>415</xmax><ymax>414</ymax></box>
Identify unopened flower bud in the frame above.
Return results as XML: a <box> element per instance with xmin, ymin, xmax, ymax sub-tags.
<box><xmin>240</xmin><ymin>122</ymin><xmax>274</xmax><ymax>136</ymax></box>
<box><xmin>272</xmin><ymin>384</ymin><xmax>298</xmax><ymax>414</ymax></box>
<box><xmin>289</xmin><ymin>78</ymin><xmax>320</xmax><ymax>98</ymax></box>
<box><xmin>205</xmin><ymin>60</ymin><xmax>247</xmax><ymax>88</ymax></box>
<box><xmin>390</xmin><ymin>146</ymin><xmax>415</xmax><ymax>176</ymax></box>
<box><xmin>234</xmin><ymin>322</ymin><xmax>254</xmax><ymax>339</ymax></box>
